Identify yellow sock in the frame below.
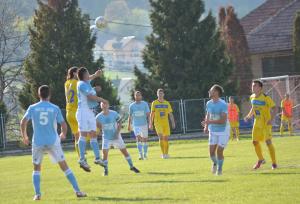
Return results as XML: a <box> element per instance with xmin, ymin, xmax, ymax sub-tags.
<box><xmin>236</xmin><ymin>129</ymin><xmax>240</xmax><ymax>140</ymax></box>
<box><xmin>267</xmin><ymin>143</ymin><xmax>276</xmax><ymax>164</ymax></box>
<box><xmin>75</xmin><ymin>141</ymin><xmax>79</xmax><ymax>157</ymax></box>
<box><xmin>230</xmin><ymin>128</ymin><xmax>234</xmax><ymax>140</ymax></box>
<box><xmin>164</xmin><ymin>140</ymin><xmax>169</xmax><ymax>154</ymax></box>
<box><xmin>288</xmin><ymin>123</ymin><xmax>292</xmax><ymax>135</ymax></box>
<box><xmin>159</xmin><ymin>140</ymin><xmax>165</xmax><ymax>154</ymax></box>
<box><xmin>280</xmin><ymin>124</ymin><xmax>284</xmax><ymax>136</ymax></box>
<box><xmin>254</xmin><ymin>142</ymin><xmax>264</xmax><ymax>161</ymax></box>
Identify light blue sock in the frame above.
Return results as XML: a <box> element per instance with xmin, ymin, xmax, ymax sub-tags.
<box><xmin>64</xmin><ymin>169</ymin><xmax>80</xmax><ymax>192</ymax></box>
<box><xmin>143</xmin><ymin>142</ymin><xmax>148</xmax><ymax>156</ymax></box>
<box><xmin>103</xmin><ymin>160</ymin><xmax>108</xmax><ymax>170</ymax></box>
<box><xmin>137</xmin><ymin>142</ymin><xmax>143</xmax><ymax>156</ymax></box>
<box><xmin>90</xmin><ymin>138</ymin><xmax>100</xmax><ymax>160</ymax></box>
<box><xmin>78</xmin><ymin>136</ymin><xmax>86</xmax><ymax>161</ymax></box>
<box><xmin>125</xmin><ymin>156</ymin><xmax>133</xmax><ymax>168</ymax></box>
<box><xmin>217</xmin><ymin>159</ymin><xmax>224</xmax><ymax>171</ymax></box>
<box><xmin>32</xmin><ymin>171</ymin><xmax>41</xmax><ymax>195</ymax></box>
<box><xmin>210</xmin><ymin>155</ymin><xmax>217</xmax><ymax>165</ymax></box>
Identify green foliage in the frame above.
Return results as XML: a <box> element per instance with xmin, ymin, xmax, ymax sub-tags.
<box><xmin>133</xmin><ymin>0</ymin><xmax>236</xmax><ymax>101</ymax></box>
<box><xmin>0</xmin><ymin>101</ymin><xmax>7</xmax><ymax>119</ymax></box>
<box><xmin>19</xmin><ymin>0</ymin><xmax>119</xmax><ymax>109</ymax></box>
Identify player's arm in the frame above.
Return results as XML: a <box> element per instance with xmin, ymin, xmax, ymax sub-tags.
<box><xmin>201</xmin><ymin>113</ymin><xmax>209</xmax><ymax>133</ymax></box>
<box><xmin>127</xmin><ymin>115</ymin><xmax>132</xmax><ymax>132</ymax></box>
<box><xmin>244</xmin><ymin>107</ymin><xmax>254</xmax><ymax>121</ymax></box>
<box><xmin>169</xmin><ymin>112</ymin><xmax>176</xmax><ymax>129</ymax></box>
<box><xmin>20</xmin><ymin>118</ymin><xmax>30</xmax><ymax>145</ymax></box>
<box><xmin>149</xmin><ymin>111</ymin><xmax>155</xmax><ymax>130</ymax></box>
<box><xmin>89</xmin><ymin>69</ymin><xmax>103</xmax><ymax>80</ymax></box>
<box><xmin>114</xmin><ymin>116</ymin><xmax>123</xmax><ymax>138</ymax></box>
<box><xmin>87</xmin><ymin>94</ymin><xmax>108</xmax><ymax>104</ymax></box>
<box><xmin>97</xmin><ymin>121</ymin><xmax>103</xmax><ymax>135</ymax></box>
<box><xmin>206</xmin><ymin>112</ymin><xmax>227</xmax><ymax>125</ymax></box>
<box><xmin>59</xmin><ymin>121</ymin><xmax>68</xmax><ymax>140</ymax></box>
<box><xmin>268</xmin><ymin>107</ymin><xmax>276</xmax><ymax>125</ymax></box>
<box><xmin>64</xmin><ymin>85</ymin><xmax>68</xmax><ymax>104</ymax></box>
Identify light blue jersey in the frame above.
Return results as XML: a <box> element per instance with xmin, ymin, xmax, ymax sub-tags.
<box><xmin>96</xmin><ymin>110</ymin><xmax>120</xmax><ymax>140</ymax></box>
<box><xmin>206</xmin><ymin>99</ymin><xmax>228</xmax><ymax>132</ymax></box>
<box><xmin>129</xmin><ymin>101</ymin><xmax>150</xmax><ymax>127</ymax></box>
<box><xmin>77</xmin><ymin>80</ymin><xmax>98</xmax><ymax>109</ymax></box>
<box><xmin>23</xmin><ymin>101</ymin><xmax>64</xmax><ymax>146</ymax></box>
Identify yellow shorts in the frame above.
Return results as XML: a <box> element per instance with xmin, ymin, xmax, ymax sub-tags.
<box><xmin>252</xmin><ymin>125</ymin><xmax>272</xmax><ymax>142</ymax></box>
<box><xmin>155</xmin><ymin>123</ymin><xmax>170</xmax><ymax>136</ymax></box>
<box><xmin>281</xmin><ymin>115</ymin><xmax>292</xmax><ymax>123</ymax></box>
<box><xmin>229</xmin><ymin>121</ymin><xmax>239</xmax><ymax>128</ymax></box>
<box><xmin>66</xmin><ymin>109</ymin><xmax>78</xmax><ymax>135</ymax></box>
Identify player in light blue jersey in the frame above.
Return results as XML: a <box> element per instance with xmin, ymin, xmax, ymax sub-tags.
<box><xmin>76</xmin><ymin>67</ymin><xmax>107</xmax><ymax>172</ymax></box>
<box><xmin>128</xmin><ymin>91</ymin><xmax>150</xmax><ymax>160</ymax></box>
<box><xmin>20</xmin><ymin>85</ymin><xmax>86</xmax><ymax>200</ymax></box>
<box><xmin>96</xmin><ymin>101</ymin><xmax>140</xmax><ymax>176</ymax></box>
<box><xmin>202</xmin><ymin>84</ymin><xmax>230</xmax><ymax>176</ymax></box>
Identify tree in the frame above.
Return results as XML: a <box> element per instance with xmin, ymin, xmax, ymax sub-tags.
<box><xmin>293</xmin><ymin>11</ymin><xmax>300</xmax><ymax>71</ymax></box>
<box><xmin>19</xmin><ymin>0</ymin><xmax>119</xmax><ymax>110</ymax></box>
<box><xmin>219</xmin><ymin>6</ymin><xmax>253</xmax><ymax>95</ymax></box>
<box><xmin>133</xmin><ymin>0</ymin><xmax>235</xmax><ymax>101</ymax></box>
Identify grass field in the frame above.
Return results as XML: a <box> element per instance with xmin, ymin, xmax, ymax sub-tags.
<box><xmin>0</xmin><ymin>136</ymin><xmax>300</xmax><ymax>204</ymax></box>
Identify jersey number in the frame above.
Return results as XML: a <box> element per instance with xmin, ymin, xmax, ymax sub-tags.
<box><xmin>39</xmin><ymin>112</ymin><xmax>49</xmax><ymax>125</ymax></box>
<box><xmin>68</xmin><ymin>90</ymin><xmax>75</xmax><ymax>103</ymax></box>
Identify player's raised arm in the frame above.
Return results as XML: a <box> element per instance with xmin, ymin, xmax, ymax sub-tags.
<box><xmin>89</xmin><ymin>69</ymin><xmax>103</xmax><ymax>80</ymax></box>
<box><xmin>87</xmin><ymin>94</ymin><xmax>107</xmax><ymax>103</ymax></box>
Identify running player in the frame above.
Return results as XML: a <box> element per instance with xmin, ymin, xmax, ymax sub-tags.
<box><xmin>20</xmin><ymin>85</ymin><xmax>86</xmax><ymax>200</ymax></box>
<box><xmin>149</xmin><ymin>89</ymin><xmax>175</xmax><ymax>159</ymax></box>
<box><xmin>244</xmin><ymin>80</ymin><xmax>278</xmax><ymax>170</ymax></box>
<box><xmin>202</xmin><ymin>84</ymin><xmax>230</xmax><ymax>176</ymax></box>
<box><xmin>280</xmin><ymin>93</ymin><xmax>293</xmax><ymax>136</ymax></box>
<box><xmin>228</xmin><ymin>96</ymin><xmax>240</xmax><ymax>141</ymax></box>
<box><xmin>128</xmin><ymin>91</ymin><xmax>150</xmax><ymax>160</ymax></box>
<box><xmin>96</xmin><ymin>101</ymin><xmax>140</xmax><ymax>176</ymax></box>
<box><xmin>64</xmin><ymin>66</ymin><xmax>103</xmax><ymax>157</ymax></box>
<box><xmin>76</xmin><ymin>67</ymin><xmax>107</xmax><ymax>172</ymax></box>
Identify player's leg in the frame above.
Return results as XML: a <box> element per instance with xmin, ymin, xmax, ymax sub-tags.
<box><xmin>136</xmin><ymin>134</ymin><xmax>144</xmax><ymax>160</ymax></box>
<box><xmin>288</xmin><ymin>118</ymin><xmax>293</xmax><ymax>136</ymax></box>
<box><xmin>102</xmin><ymin>140</ymin><xmax>109</xmax><ymax>176</ymax></box>
<box><xmin>142</xmin><ymin>136</ymin><xmax>149</xmax><ymax>159</ymax></box>
<box><xmin>230</xmin><ymin>122</ymin><xmax>234</xmax><ymax>141</ymax></box>
<box><xmin>209</xmin><ymin>144</ymin><xmax>218</xmax><ymax>174</ymax></box>
<box><xmin>155</xmin><ymin>125</ymin><xmax>166</xmax><ymax>158</ymax></box>
<box><xmin>163</xmin><ymin>124</ymin><xmax>171</xmax><ymax>158</ymax></box>
<box><xmin>252</xmin><ymin>126</ymin><xmax>265</xmax><ymax>169</ymax></box>
<box><xmin>32</xmin><ymin>146</ymin><xmax>43</xmax><ymax>200</ymax></box>
<box><xmin>236</xmin><ymin>126</ymin><xmax>240</xmax><ymax>141</ymax></box>
<box><xmin>89</xmin><ymin>130</ymin><xmax>104</xmax><ymax>166</ymax></box>
<box><xmin>266</xmin><ymin>139</ymin><xmax>277</xmax><ymax>169</ymax></box>
<box><xmin>280</xmin><ymin>117</ymin><xmax>286</xmax><ymax>136</ymax></box>
<box><xmin>67</xmin><ymin>110</ymin><xmax>80</xmax><ymax>156</ymax></box>
<box><xmin>216</xmin><ymin>146</ymin><xmax>224</xmax><ymax>175</ymax></box>
<box><xmin>119</xmin><ymin>147</ymin><xmax>140</xmax><ymax>173</ymax></box>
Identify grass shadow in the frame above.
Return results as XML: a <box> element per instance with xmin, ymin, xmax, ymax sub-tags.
<box><xmin>89</xmin><ymin>196</ymin><xmax>187</xmax><ymax>202</ymax></box>
<box><xmin>147</xmin><ymin>172</ymin><xmax>193</xmax><ymax>175</ymax></box>
<box><xmin>138</xmin><ymin>179</ymin><xmax>228</xmax><ymax>184</ymax></box>
<box><xmin>170</xmin><ymin>156</ymin><xmax>207</xmax><ymax>159</ymax></box>
<box><xmin>260</xmin><ymin>172</ymin><xmax>300</xmax><ymax>175</ymax></box>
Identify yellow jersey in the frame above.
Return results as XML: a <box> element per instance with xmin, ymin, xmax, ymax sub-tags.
<box><xmin>65</xmin><ymin>79</ymin><xmax>78</xmax><ymax>111</ymax></box>
<box><xmin>250</xmin><ymin>93</ymin><xmax>275</xmax><ymax>128</ymax></box>
<box><xmin>151</xmin><ymin>99</ymin><xmax>173</xmax><ymax>126</ymax></box>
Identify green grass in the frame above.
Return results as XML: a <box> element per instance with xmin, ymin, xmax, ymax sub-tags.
<box><xmin>1</xmin><ymin>136</ymin><xmax>300</xmax><ymax>204</ymax></box>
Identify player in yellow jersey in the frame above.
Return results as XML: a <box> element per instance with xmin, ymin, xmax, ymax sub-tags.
<box><xmin>244</xmin><ymin>80</ymin><xmax>277</xmax><ymax>170</ymax></box>
<box><xmin>280</xmin><ymin>93</ymin><xmax>293</xmax><ymax>136</ymax></box>
<box><xmin>64</xmin><ymin>67</ymin><xmax>103</xmax><ymax>157</ymax></box>
<box><xmin>149</xmin><ymin>89</ymin><xmax>175</xmax><ymax>159</ymax></box>
<box><xmin>228</xmin><ymin>96</ymin><xmax>240</xmax><ymax>141</ymax></box>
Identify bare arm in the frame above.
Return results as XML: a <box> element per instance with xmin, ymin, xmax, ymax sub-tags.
<box><xmin>127</xmin><ymin>115</ymin><xmax>132</xmax><ymax>131</ymax></box>
<box><xmin>20</xmin><ymin>118</ymin><xmax>30</xmax><ymax>145</ymax></box>
<box><xmin>149</xmin><ymin>112</ymin><xmax>155</xmax><ymax>130</ymax></box>
<box><xmin>201</xmin><ymin>113</ymin><xmax>209</xmax><ymax>133</ymax></box>
<box><xmin>89</xmin><ymin>70</ymin><xmax>103</xmax><ymax>80</ymax></box>
<box><xmin>244</xmin><ymin>107</ymin><xmax>254</xmax><ymax>121</ymax></box>
<box><xmin>59</xmin><ymin>122</ymin><xmax>68</xmax><ymax>140</ymax></box>
<box><xmin>87</xmin><ymin>94</ymin><xmax>107</xmax><ymax>103</ymax></box>
<box><xmin>169</xmin><ymin>112</ymin><xmax>175</xmax><ymax>129</ymax></box>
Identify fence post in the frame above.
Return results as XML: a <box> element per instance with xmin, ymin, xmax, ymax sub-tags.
<box><xmin>180</xmin><ymin>99</ymin><xmax>186</xmax><ymax>135</ymax></box>
<box><xmin>0</xmin><ymin>113</ymin><xmax>6</xmax><ymax>150</ymax></box>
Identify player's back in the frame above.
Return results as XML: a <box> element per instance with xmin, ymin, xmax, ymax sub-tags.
<box><xmin>65</xmin><ymin>79</ymin><xmax>78</xmax><ymax>110</ymax></box>
<box><xmin>26</xmin><ymin>101</ymin><xmax>63</xmax><ymax>146</ymax></box>
<box><xmin>77</xmin><ymin>80</ymin><xmax>97</xmax><ymax>110</ymax></box>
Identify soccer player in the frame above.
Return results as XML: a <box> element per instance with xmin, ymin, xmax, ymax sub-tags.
<box><xmin>96</xmin><ymin>101</ymin><xmax>140</xmax><ymax>176</ymax></box>
<box><xmin>202</xmin><ymin>84</ymin><xmax>229</xmax><ymax>176</ymax></box>
<box><xmin>128</xmin><ymin>91</ymin><xmax>150</xmax><ymax>160</ymax></box>
<box><xmin>76</xmin><ymin>67</ymin><xmax>107</xmax><ymax>172</ymax></box>
<box><xmin>244</xmin><ymin>80</ymin><xmax>278</xmax><ymax>170</ymax></box>
<box><xmin>228</xmin><ymin>96</ymin><xmax>240</xmax><ymax>141</ymax></box>
<box><xmin>280</xmin><ymin>93</ymin><xmax>293</xmax><ymax>136</ymax></box>
<box><xmin>64</xmin><ymin>66</ymin><xmax>103</xmax><ymax>157</ymax></box>
<box><xmin>20</xmin><ymin>85</ymin><xmax>86</xmax><ymax>200</ymax></box>
<box><xmin>149</xmin><ymin>89</ymin><xmax>175</xmax><ymax>159</ymax></box>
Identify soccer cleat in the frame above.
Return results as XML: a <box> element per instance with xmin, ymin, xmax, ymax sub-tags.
<box><xmin>143</xmin><ymin>155</ymin><xmax>148</xmax><ymax>160</ymax></box>
<box><xmin>130</xmin><ymin>166</ymin><xmax>140</xmax><ymax>173</ymax></box>
<box><xmin>164</xmin><ymin>154</ymin><xmax>170</xmax><ymax>159</ymax></box>
<box><xmin>33</xmin><ymin>195</ymin><xmax>41</xmax><ymax>201</ymax></box>
<box><xmin>76</xmin><ymin>191</ymin><xmax>87</xmax><ymax>198</ymax></box>
<box><xmin>216</xmin><ymin>170</ymin><xmax>222</xmax><ymax>176</ymax></box>
<box><xmin>103</xmin><ymin>169</ymin><xmax>108</xmax><ymax>176</ymax></box>
<box><xmin>139</xmin><ymin>155</ymin><xmax>144</xmax><ymax>160</ymax></box>
<box><xmin>79</xmin><ymin>160</ymin><xmax>91</xmax><ymax>172</ymax></box>
<box><xmin>161</xmin><ymin>154</ymin><xmax>166</xmax><ymax>159</ymax></box>
<box><xmin>211</xmin><ymin>164</ymin><xmax>217</xmax><ymax>174</ymax></box>
<box><xmin>253</xmin><ymin>159</ymin><xmax>266</xmax><ymax>170</ymax></box>
<box><xmin>94</xmin><ymin>159</ymin><xmax>105</xmax><ymax>167</ymax></box>
<box><xmin>272</xmin><ymin>164</ymin><xmax>278</xmax><ymax>170</ymax></box>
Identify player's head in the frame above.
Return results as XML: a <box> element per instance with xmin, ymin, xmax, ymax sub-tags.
<box><xmin>209</xmin><ymin>84</ymin><xmax>224</xmax><ymax>99</ymax></box>
<box><xmin>229</xmin><ymin>96</ymin><xmax>235</xmax><ymax>103</ymax></box>
<box><xmin>38</xmin><ymin>85</ymin><xmax>50</xmax><ymax>100</ymax></box>
<box><xmin>285</xmin><ymin>93</ymin><xmax>290</xmax><ymax>99</ymax></box>
<box><xmin>100</xmin><ymin>100</ymin><xmax>109</xmax><ymax>110</ymax></box>
<box><xmin>66</xmin><ymin>66</ymin><xmax>78</xmax><ymax>80</ymax></box>
<box><xmin>77</xmin><ymin>67</ymin><xmax>89</xmax><ymax>81</ymax></box>
<box><xmin>134</xmin><ymin>91</ymin><xmax>142</xmax><ymax>102</ymax></box>
<box><xmin>157</xmin><ymin>88</ymin><xmax>164</xmax><ymax>100</ymax></box>
<box><xmin>94</xmin><ymin>83</ymin><xmax>102</xmax><ymax>93</ymax></box>
<box><xmin>252</xmin><ymin>80</ymin><xmax>263</xmax><ymax>94</ymax></box>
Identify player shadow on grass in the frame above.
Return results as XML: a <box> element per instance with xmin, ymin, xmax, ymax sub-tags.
<box><xmin>138</xmin><ymin>179</ymin><xmax>228</xmax><ymax>184</ymax></box>
<box><xmin>169</xmin><ymin>156</ymin><xmax>208</xmax><ymax>159</ymax></box>
<box><xmin>259</xmin><ymin>172</ymin><xmax>300</xmax><ymax>175</ymax></box>
<box><xmin>147</xmin><ymin>172</ymin><xmax>194</xmax><ymax>175</ymax></box>
<box><xmin>89</xmin><ymin>196</ymin><xmax>188</xmax><ymax>202</ymax></box>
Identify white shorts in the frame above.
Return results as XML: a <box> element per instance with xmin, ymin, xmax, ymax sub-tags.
<box><xmin>76</xmin><ymin>108</ymin><xmax>96</xmax><ymax>132</ymax></box>
<box><xmin>133</xmin><ymin>125</ymin><xmax>148</xmax><ymax>138</ymax></box>
<box><xmin>102</xmin><ymin>136</ymin><xmax>126</xmax><ymax>150</ymax></box>
<box><xmin>32</xmin><ymin>138</ymin><xmax>65</xmax><ymax>165</ymax></box>
<box><xmin>209</xmin><ymin>126</ymin><xmax>230</xmax><ymax>148</ymax></box>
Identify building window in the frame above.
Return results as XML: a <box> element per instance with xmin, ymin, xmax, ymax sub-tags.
<box><xmin>262</xmin><ymin>55</ymin><xmax>295</xmax><ymax>77</ymax></box>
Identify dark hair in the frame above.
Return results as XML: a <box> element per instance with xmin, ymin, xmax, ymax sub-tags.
<box><xmin>77</xmin><ymin>67</ymin><xmax>88</xmax><ymax>81</ymax></box>
<box><xmin>211</xmin><ymin>84</ymin><xmax>224</xmax><ymax>96</ymax></box>
<box><xmin>134</xmin><ymin>90</ymin><xmax>141</xmax><ymax>95</ymax></box>
<box><xmin>157</xmin><ymin>88</ymin><xmax>164</xmax><ymax>93</ymax></box>
<box><xmin>38</xmin><ymin>85</ymin><xmax>50</xmax><ymax>99</ymax></box>
<box><xmin>67</xmin><ymin>66</ymin><xmax>78</xmax><ymax>80</ymax></box>
<box><xmin>252</xmin><ymin>80</ymin><xmax>263</xmax><ymax>87</ymax></box>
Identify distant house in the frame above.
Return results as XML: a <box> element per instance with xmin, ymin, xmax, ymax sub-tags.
<box><xmin>240</xmin><ymin>0</ymin><xmax>300</xmax><ymax>78</ymax></box>
<box><xmin>102</xmin><ymin>36</ymin><xmax>145</xmax><ymax>71</ymax></box>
